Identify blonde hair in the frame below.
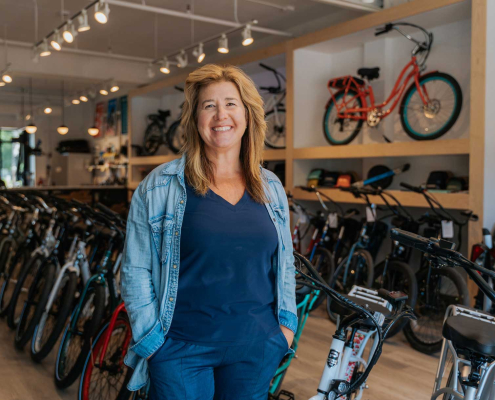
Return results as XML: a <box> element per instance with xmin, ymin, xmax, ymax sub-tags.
<box><xmin>180</xmin><ymin>64</ymin><xmax>268</xmax><ymax>203</ymax></box>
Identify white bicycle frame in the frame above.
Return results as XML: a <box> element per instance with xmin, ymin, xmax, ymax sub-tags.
<box><xmin>309</xmin><ymin>286</ymin><xmax>391</xmax><ymax>400</ymax></box>
<box><xmin>432</xmin><ymin>305</ymin><xmax>495</xmax><ymax>400</ymax></box>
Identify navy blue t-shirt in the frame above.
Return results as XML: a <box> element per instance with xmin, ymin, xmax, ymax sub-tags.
<box><xmin>166</xmin><ymin>180</ymin><xmax>280</xmax><ymax>346</ymax></box>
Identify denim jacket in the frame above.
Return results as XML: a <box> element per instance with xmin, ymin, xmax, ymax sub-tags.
<box><xmin>121</xmin><ymin>153</ymin><xmax>297</xmax><ymax>391</ymax></box>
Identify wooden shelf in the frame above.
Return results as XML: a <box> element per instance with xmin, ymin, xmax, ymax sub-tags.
<box><xmin>293</xmin><ymin>138</ymin><xmax>470</xmax><ymax>160</ymax></box>
<box><xmin>263</xmin><ymin>149</ymin><xmax>286</xmax><ymax>161</ymax></box>
<box><xmin>127</xmin><ymin>181</ymin><xmax>140</xmax><ymax>190</ymax></box>
<box><xmin>291</xmin><ymin>187</ymin><xmax>469</xmax><ymax>209</ymax></box>
<box><xmin>129</xmin><ymin>154</ymin><xmax>180</xmax><ymax>166</ymax></box>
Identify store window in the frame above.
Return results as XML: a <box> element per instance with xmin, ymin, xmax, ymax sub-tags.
<box><xmin>0</xmin><ymin>128</ymin><xmax>36</xmax><ymax>188</ymax></box>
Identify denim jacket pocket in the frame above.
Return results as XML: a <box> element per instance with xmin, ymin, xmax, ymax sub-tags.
<box><xmin>272</xmin><ymin>206</ymin><xmax>286</xmax><ymax>224</ymax></box>
<box><xmin>149</xmin><ymin>215</ymin><xmax>174</xmax><ymax>263</ymax></box>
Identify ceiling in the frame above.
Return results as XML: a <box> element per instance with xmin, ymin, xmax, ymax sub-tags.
<box><xmin>0</xmin><ymin>0</ymin><xmax>370</xmax><ymax>97</ymax></box>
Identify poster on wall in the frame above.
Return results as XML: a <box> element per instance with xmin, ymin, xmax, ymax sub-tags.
<box><xmin>94</xmin><ymin>102</ymin><xmax>106</xmax><ymax>138</ymax></box>
<box><xmin>120</xmin><ymin>96</ymin><xmax>128</xmax><ymax>135</ymax></box>
<box><xmin>106</xmin><ymin>99</ymin><xmax>117</xmax><ymax>137</ymax></box>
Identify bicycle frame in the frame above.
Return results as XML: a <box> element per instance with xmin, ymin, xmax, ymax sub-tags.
<box><xmin>328</xmin><ymin>57</ymin><xmax>432</xmax><ymax>121</ymax></box>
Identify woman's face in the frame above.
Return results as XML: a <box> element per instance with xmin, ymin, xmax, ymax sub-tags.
<box><xmin>196</xmin><ymin>81</ymin><xmax>247</xmax><ymax>153</ymax></box>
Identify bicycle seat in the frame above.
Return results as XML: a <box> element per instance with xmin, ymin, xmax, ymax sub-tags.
<box><xmin>443</xmin><ymin>310</ymin><xmax>495</xmax><ymax>358</ymax></box>
<box><xmin>158</xmin><ymin>110</ymin><xmax>171</xmax><ymax>118</ymax></box>
<box><xmin>357</xmin><ymin>67</ymin><xmax>380</xmax><ymax>81</ymax></box>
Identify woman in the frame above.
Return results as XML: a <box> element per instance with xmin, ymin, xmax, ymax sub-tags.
<box><xmin>121</xmin><ymin>64</ymin><xmax>297</xmax><ymax>400</ymax></box>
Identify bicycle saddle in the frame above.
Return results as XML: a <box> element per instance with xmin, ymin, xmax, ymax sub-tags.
<box><xmin>357</xmin><ymin>67</ymin><xmax>380</xmax><ymax>81</ymax></box>
<box><xmin>158</xmin><ymin>109</ymin><xmax>171</xmax><ymax>117</ymax></box>
<box><xmin>443</xmin><ymin>309</ymin><xmax>495</xmax><ymax>358</ymax></box>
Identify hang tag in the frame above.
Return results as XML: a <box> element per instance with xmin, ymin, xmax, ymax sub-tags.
<box><xmin>299</xmin><ymin>213</ymin><xmax>308</xmax><ymax>225</ymax></box>
<box><xmin>441</xmin><ymin>220</ymin><xmax>454</xmax><ymax>239</ymax></box>
<box><xmin>366</xmin><ymin>206</ymin><xmax>376</xmax><ymax>223</ymax></box>
<box><xmin>329</xmin><ymin>213</ymin><xmax>338</xmax><ymax>228</ymax></box>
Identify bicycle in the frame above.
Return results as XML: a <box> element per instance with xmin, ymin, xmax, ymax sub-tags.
<box><xmin>399</xmin><ymin>182</ymin><xmax>476</xmax><ymax>354</ymax></box>
<box><xmin>142</xmin><ymin>86</ymin><xmax>185</xmax><ymax>155</ymax></box>
<box><xmin>390</xmin><ymin>229</ymin><xmax>495</xmax><ymax>400</ymax></box>
<box><xmin>470</xmin><ymin>228</ymin><xmax>495</xmax><ymax>314</ymax></box>
<box><xmin>259</xmin><ymin>63</ymin><xmax>286</xmax><ymax>149</ymax></box>
<box><xmin>323</xmin><ymin>22</ymin><xmax>463</xmax><ymax>145</ymax></box>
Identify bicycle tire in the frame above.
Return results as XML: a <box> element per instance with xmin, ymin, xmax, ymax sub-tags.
<box><xmin>323</xmin><ymin>89</ymin><xmax>364</xmax><ymax>146</ymax></box>
<box><xmin>142</xmin><ymin>121</ymin><xmax>163</xmax><ymax>156</ymax></box>
<box><xmin>31</xmin><ymin>270</ymin><xmax>78</xmax><ymax>362</ymax></box>
<box><xmin>0</xmin><ymin>245</ymin><xmax>28</xmax><ymax>316</ymax></box>
<box><xmin>264</xmin><ymin>108</ymin><xmax>286</xmax><ymax>149</ymax></box>
<box><xmin>7</xmin><ymin>254</ymin><xmax>44</xmax><ymax>330</ymax></box>
<box><xmin>400</xmin><ymin>72</ymin><xmax>463</xmax><ymax>141</ymax></box>
<box><xmin>166</xmin><ymin>119</ymin><xmax>185</xmax><ymax>154</ymax></box>
<box><xmin>79</xmin><ymin>315</ymin><xmax>133</xmax><ymax>400</ymax></box>
<box><xmin>0</xmin><ymin>237</ymin><xmax>14</xmax><ymax>275</ymax></box>
<box><xmin>373</xmin><ymin>260</ymin><xmax>418</xmax><ymax>338</ymax></box>
<box><xmin>14</xmin><ymin>261</ymin><xmax>55</xmax><ymax>350</ymax></box>
<box><xmin>403</xmin><ymin>267</ymin><xmax>468</xmax><ymax>354</ymax></box>
<box><xmin>55</xmin><ymin>281</ymin><xmax>106</xmax><ymax>389</ymax></box>
<box><xmin>308</xmin><ymin>247</ymin><xmax>335</xmax><ymax>312</ymax></box>
<box><xmin>327</xmin><ymin>249</ymin><xmax>374</xmax><ymax>323</ymax></box>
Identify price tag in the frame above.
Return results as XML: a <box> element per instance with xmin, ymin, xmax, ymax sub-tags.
<box><xmin>329</xmin><ymin>213</ymin><xmax>338</xmax><ymax>228</ymax></box>
<box><xmin>441</xmin><ymin>220</ymin><xmax>454</xmax><ymax>239</ymax></box>
<box><xmin>299</xmin><ymin>213</ymin><xmax>308</xmax><ymax>225</ymax></box>
<box><xmin>366</xmin><ymin>206</ymin><xmax>376</xmax><ymax>223</ymax></box>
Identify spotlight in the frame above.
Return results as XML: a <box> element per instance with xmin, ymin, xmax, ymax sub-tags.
<box><xmin>25</xmin><ymin>114</ymin><xmax>31</xmax><ymax>121</ymax></box>
<box><xmin>57</xmin><ymin>125</ymin><xmax>69</xmax><ymax>135</ymax></box>
<box><xmin>72</xmin><ymin>98</ymin><xmax>81</xmax><ymax>104</ymax></box>
<box><xmin>32</xmin><ymin>46</ymin><xmax>40</xmax><ymax>63</ymax></box>
<box><xmin>192</xmin><ymin>43</ymin><xmax>205</xmax><ymax>63</ymax></box>
<box><xmin>110</xmin><ymin>81</ymin><xmax>119</xmax><ymax>92</ymax></box>
<box><xmin>147</xmin><ymin>63</ymin><xmax>155</xmax><ymax>79</ymax></box>
<box><xmin>218</xmin><ymin>34</ymin><xmax>229</xmax><ymax>54</ymax></box>
<box><xmin>80</xmin><ymin>94</ymin><xmax>89</xmax><ymax>102</ymax></box>
<box><xmin>2</xmin><ymin>69</ymin><xmax>12</xmax><ymax>84</ymax></box>
<box><xmin>0</xmin><ymin>82</ymin><xmax>4</xmax><ymax>87</ymax></box>
<box><xmin>26</xmin><ymin>124</ymin><xmax>37</xmax><ymax>134</ymax></box>
<box><xmin>176</xmin><ymin>50</ymin><xmax>188</xmax><ymax>68</ymax></box>
<box><xmin>50</xmin><ymin>29</ymin><xmax>63</xmax><ymax>51</ymax></box>
<box><xmin>63</xmin><ymin>21</ymin><xmax>78</xmax><ymax>43</ymax></box>
<box><xmin>88</xmin><ymin>126</ymin><xmax>99</xmax><ymax>136</ymax></box>
<box><xmin>44</xmin><ymin>106</ymin><xmax>52</xmax><ymax>114</ymax></box>
<box><xmin>77</xmin><ymin>9</ymin><xmax>91</xmax><ymax>32</ymax></box>
<box><xmin>95</xmin><ymin>0</ymin><xmax>110</xmax><ymax>24</ymax></box>
<box><xmin>40</xmin><ymin>39</ymin><xmax>51</xmax><ymax>57</ymax></box>
<box><xmin>160</xmin><ymin>58</ymin><xmax>170</xmax><ymax>74</ymax></box>
<box><xmin>100</xmin><ymin>87</ymin><xmax>109</xmax><ymax>95</ymax></box>
<box><xmin>242</xmin><ymin>25</ymin><xmax>253</xmax><ymax>46</ymax></box>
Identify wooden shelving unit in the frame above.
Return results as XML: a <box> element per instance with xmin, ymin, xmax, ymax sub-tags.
<box><xmin>292</xmin><ymin>187</ymin><xmax>469</xmax><ymax>210</ymax></box>
<box><xmin>129</xmin><ymin>154</ymin><xmax>180</xmax><ymax>166</ymax></box>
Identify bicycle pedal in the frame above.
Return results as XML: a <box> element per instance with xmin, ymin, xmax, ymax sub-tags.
<box><xmin>276</xmin><ymin>390</ymin><xmax>295</xmax><ymax>400</ymax></box>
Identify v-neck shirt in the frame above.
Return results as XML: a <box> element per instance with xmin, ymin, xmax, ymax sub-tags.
<box><xmin>166</xmin><ymin>180</ymin><xmax>280</xmax><ymax>346</ymax></box>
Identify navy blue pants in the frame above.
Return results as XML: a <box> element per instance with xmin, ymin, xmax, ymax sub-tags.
<box><xmin>147</xmin><ymin>330</ymin><xmax>289</xmax><ymax>400</ymax></box>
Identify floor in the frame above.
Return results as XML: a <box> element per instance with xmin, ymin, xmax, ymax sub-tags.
<box><xmin>0</xmin><ymin>307</ymin><xmax>439</xmax><ymax>400</ymax></box>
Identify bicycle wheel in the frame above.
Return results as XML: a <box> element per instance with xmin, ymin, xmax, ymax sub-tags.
<box><xmin>403</xmin><ymin>267</ymin><xmax>469</xmax><ymax>354</ymax></box>
<box><xmin>14</xmin><ymin>261</ymin><xmax>55</xmax><ymax>350</ymax></box>
<box><xmin>31</xmin><ymin>270</ymin><xmax>78</xmax><ymax>362</ymax></box>
<box><xmin>0</xmin><ymin>245</ymin><xmax>28</xmax><ymax>316</ymax></box>
<box><xmin>308</xmin><ymin>247</ymin><xmax>335</xmax><ymax>312</ymax></box>
<box><xmin>7</xmin><ymin>254</ymin><xmax>44</xmax><ymax>330</ymax></box>
<box><xmin>265</xmin><ymin>108</ymin><xmax>286</xmax><ymax>149</ymax></box>
<box><xmin>79</xmin><ymin>315</ymin><xmax>133</xmax><ymax>400</ymax></box>
<box><xmin>142</xmin><ymin>122</ymin><xmax>163</xmax><ymax>155</ymax></box>
<box><xmin>373</xmin><ymin>260</ymin><xmax>418</xmax><ymax>338</ymax></box>
<box><xmin>0</xmin><ymin>237</ymin><xmax>14</xmax><ymax>275</ymax></box>
<box><xmin>400</xmin><ymin>72</ymin><xmax>462</xmax><ymax>141</ymax></box>
<box><xmin>327</xmin><ymin>249</ymin><xmax>374</xmax><ymax>323</ymax></box>
<box><xmin>55</xmin><ymin>281</ymin><xmax>106</xmax><ymax>389</ymax></box>
<box><xmin>323</xmin><ymin>89</ymin><xmax>364</xmax><ymax>146</ymax></box>
<box><xmin>166</xmin><ymin>120</ymin><xmax>185</xmax><ymax>154</ymax></box>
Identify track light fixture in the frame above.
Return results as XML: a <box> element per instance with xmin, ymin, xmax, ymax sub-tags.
<box><xmin>192</xmin><ymin>43</ymin><xmax>205</xmax><ymax>63</ymax></box>
<box><xmin>242</xmin><ymin>24</ymin><xmax>254</xmax><ymax>46</ymax></box>
<box><xmin>72</xmin><ymin>98</ymin><xmax>81</xmax><ymax>105</ymax></box>
<box><xmin>40</xmin><ymin>39</ymin><xmax>51</xmax><ymax>57</ymax></box>
<box><xmin>218</xmin><ymin>34</ymin><xmax>229</xmax><ymax>54</ymax></box>
<box><xmin>176</xmin><ymin>50</ymin><xmax>188</xmax><ymax>68</ymax></box>
<box><xmin>0</xmin><ymin>82</ymin><xmax>5</xmax><ymax>87</ymax></box>
<box><xmin>160</xmin><ymin>58</ymin><xmax>170</xmax><ymax>74</ymax></box>
<box><xmin>80</xmin><ymin>94</ymin><xmax>89</xmax><ymax>102</ymax></box>
<box><xmin>110</xmin><ymin>81</ymin><xmax>119</xmax><ymax>92</ymax></box>
<box><xmin>1</xmin><ymin>65</ymin><xmax>12</xmax><ymax>84</ymax></box>
<box><xmin>50</xmin><ymin>29</ymin><xmax>63</xmax><ymax>51</ymax></box>
<box><xmin>99</xmin><ymin>87</ymin><xmax>109</xmax><ymax>96</ymax></box>
<box><xmin>95</xmin><ymin>1</ymin><xmax>110</xmax><ymax>24</ymax></box>
<box><xmin>77</xmin><ymin>9</ymin><xmax>91</xmax><ymax>32</ymax></box>
<box><xmin>88</xmin><ymin>127</ymin><xmax>99</xmax><ymax>136</ymax></box>
<box><xmin>63</xmin><ymin>21</ymin><xmax>78</xmax><ymax>43</ymax></box>
<box><xmin>147</xmin><ymin>63</ymin><xmax>155</xmax><ymax>79</ymax></box>
<box><xmin>44</xmin><ymin>105</ymin><xmax>52</xmax><ymax>114</ymax></box>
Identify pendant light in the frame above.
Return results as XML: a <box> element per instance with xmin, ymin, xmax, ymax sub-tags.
<box><xmin>57</xmin><ymin>81</ymin><xmax>69</xmax><ymax>135</ymax></box>
<box><xmin>88</xmin><ymin>98</ymin><xmax>99</xmax><ymax>136</ymax></box>
<box><xmin>2</xmin><ymin>27</ymin><xmax>12</xmax><ymax>83</ymax></box>
<box><xmin>26</xmin><ymin>78</ymin><xmax>37</xmax><ymax>134</ymax></box>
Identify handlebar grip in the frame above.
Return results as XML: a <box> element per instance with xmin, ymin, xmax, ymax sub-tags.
<box><xmin>375</xmin><ymin>23</ymin><xmax>393</xmax><ymax>36</ymax></box>
<box><xmin>259</xmin><ymin>63</ymin><xmax>276</xmax><ymax>72</ymax></box>
<box><xmin>96</xmin><ymin>202</ymin><xmax>118</xmax><ymax>217</ymax></box>
<box><xmin>259</xmin><ymin>86</ymin><xmax>270</xmax><ymax>91</ymax></box>
<box><xmin>299</xmin><ymin>186</ymin><xmax>316</xmax><ymax>193</ymax></box>
<box><xmin>400</xmin><ymin>182</ymin><xmax>423</xmax><ymax>193</ymax></box>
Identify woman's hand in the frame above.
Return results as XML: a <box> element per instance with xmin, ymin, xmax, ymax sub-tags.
<box><xmin>280</xmin><ymin>325</ymin><xmax>294</xmax><ymax>348</ymax></box>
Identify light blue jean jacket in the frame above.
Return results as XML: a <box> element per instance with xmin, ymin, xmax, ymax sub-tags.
<box><xmin>121</xmin><ymin>153</ymin><xmax>297</xmax><ymax>391</ymax></box>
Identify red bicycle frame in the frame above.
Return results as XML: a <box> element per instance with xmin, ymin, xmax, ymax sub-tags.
<box><xmin>327</xmin><ymin>56</ymin><xmax>434</xmax><ymax>121</ymax></box>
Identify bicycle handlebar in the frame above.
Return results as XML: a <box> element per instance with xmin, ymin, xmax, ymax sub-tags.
<box><xmin>375</xmin><ymin>23</ymin><xmax>393</xmax><ymax>36</ymax></box>
<box><xmin>399</xmin><ymin>182</ymin><xmax>423</xmax><ymax>193</ymax></box>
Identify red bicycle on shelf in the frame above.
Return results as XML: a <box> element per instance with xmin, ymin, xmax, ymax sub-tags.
<box><xmin>323</xmin><ymin>22</ymin><xmax>463</xmax><ymax>145</ymax></box>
